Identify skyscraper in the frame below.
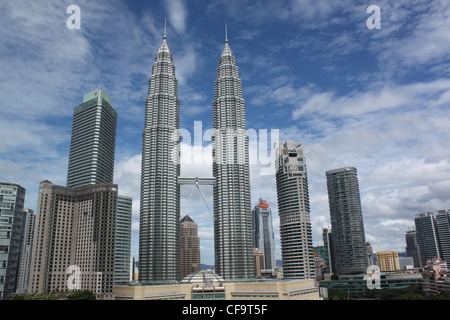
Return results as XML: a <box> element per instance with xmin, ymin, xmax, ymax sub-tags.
<box><xmin>180</xmin><ymin>215</ymin><xmax>201</xmax><ymax>280</ymax></box>
<box><xmin>67</xmin><ymin>88</ymin><xmax>117</xmax><ymax>188</ymax></box>
<box><xmin>28</xmin><ymin>87</ymin><xmax>125</xmax><ymax>299</ymax></box>
<box><xmin>0</xmin><ymin>182</ymin><xmax>26</xmax><ymax>300</ymax></box>
<box><xmin>275</xmin><ymin>141</ymin><xmax>314</xmax><ymax>279</ymax></box>
<box><xmin>322</xmin><ymin>225</ymin><xmax>333</xmax><ymax>274</ymax></box>
<box><xmin>414</xmin><ymin>212</ymin><xmax>440</xmax><ymax>266</ymax></box>
<box><xmin>435</xmin><ymin>209</ymin><xmax>450</xmax><ymax>263</ymax></box>
<box><xmin>139</xmin><ymin>29</ymin><xmax>181</xmax><ymax>283</ymax></box>
<box><xmin>405</xmin><ymin>230</ymin><xmax>421</xmax><ymax>268</ymax></box>
<box><xmin>252</xmin><ymin>198</ymin><xmax>276</xmax><ymax>271</ymax></box>
<box><xmin>115</xmin><ymin>195</ymin><xmax>133</xmax><ymax>284</ymax></box>
<box><xmin>16</xmin><ymin>208</ymin><xmax>35</xmax><ymax>294</ymax></box>
<box><xmin>326</xmin><ymin>167</ymin><xmax>368</xmax><ymax>274</ymax></box>
<box><xmin>212</xmin><ymin>29</ymin><xmax>253</xmax><ymax>279</ymax></box>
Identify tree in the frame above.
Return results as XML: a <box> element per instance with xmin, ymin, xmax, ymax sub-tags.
<box><xmin>67</xmin><ymin>290</ymin><xmax>96</xmax><ymax>300</ymax></box>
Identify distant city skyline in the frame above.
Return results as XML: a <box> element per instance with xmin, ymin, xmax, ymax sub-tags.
<box><xmin>2</xmin><ymin>1</ymin><xmax>450</xmax><ymax>266</ymax></box>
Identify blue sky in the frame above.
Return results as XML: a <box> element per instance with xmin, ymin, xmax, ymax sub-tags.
<box><xmin>1</xmin><ymin>0</ymin><xmax>450</xmax><ymax>266</ymax></box>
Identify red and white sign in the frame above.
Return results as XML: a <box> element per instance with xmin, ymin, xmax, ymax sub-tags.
<box><xmin>259</xmin><ymin>200</ymin><xmax>269</xmax><ymax>208</ymax></box>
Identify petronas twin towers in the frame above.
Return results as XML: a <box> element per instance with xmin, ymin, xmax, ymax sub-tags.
<box><xmin>139</xmin><ymin>26</ymin><xmax>253</xmax><ymax>283</ymax></box>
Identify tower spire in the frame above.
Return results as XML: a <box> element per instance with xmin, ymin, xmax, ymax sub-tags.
<box><xmin>164</xmin><ymin>18</ymin><xmax>167</xmax><ymax>39</ymax></box>
<box><xmin>225</xmin><ymin>21</ymin><xmax>228</xmax><ymax>43</ymax></box>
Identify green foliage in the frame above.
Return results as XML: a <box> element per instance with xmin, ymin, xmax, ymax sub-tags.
<box><xmin>67</xmin><ymin>290</ymin><xmax>96</xmax><ymax>300</ymax></box>
<box><xmin>9</xmin><ymin>290</ymin><xmax>96</xmax><ymax>300</ymax></box>
<box><xmin>8</xmin><ymin>293</ymin><xmax>57</xmax><ymax>300</ymax></box>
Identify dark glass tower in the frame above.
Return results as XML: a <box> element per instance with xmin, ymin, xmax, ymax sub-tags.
<box><xmin>415</xmin><ymin>212</ymin><xmax>441</xmax><ymax>266</ymax></box>
<box><xmin>405</xmin><ymin>230</ymin><xmax>421</xmax><ymax>268</ymax></box>
<box><xmin>67</xmin><ymin>88</ymin><xmax>117</xmax><ymax>188</ymax></box>
<box><xmin>212</xmin><ymin>30</ymin><xmax>253</xmax><ymax>279</ymax></box>
<box><xmin>0</xmin><ymin>182</ymin><xmax>26</xmax><ymax>300</ymax></box>
<box><xmin>252</xmin><ymin>198</ymin><xmax>276</xmax><ymax>270</ymax></box>
<box><xmin>139</xmin><ymin>30</ymin><xmax>181</xmax><ymax>283</ymax></box>
<box><xmin>326</xmin><ymin>167</ymin><xmax>368</xmax><ymax>274</ymax></box>
<box><xmin>436</xmin><ymin>209</ymin><xmax>450</xmax><ymax>263</ymax></box>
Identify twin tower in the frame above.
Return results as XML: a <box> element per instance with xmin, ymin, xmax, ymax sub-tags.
<box><xmin>139</xmin><ymin>28</ymin><xmax>253</xmax><ymax>283</ymax></box>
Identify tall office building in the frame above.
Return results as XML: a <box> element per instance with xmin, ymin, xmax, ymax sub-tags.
<box><xmin>405</xmin><ymin>230</ymin><xmax>421</xmax><ymax>268</ymax></box>
<box><xmin>115</xmin><ymin>195</ymin><xmax>133</xmax><ymax>284</ymax></box>
<box><xmin>275</xmin><ymin>141</ymin><xmax>314</xmax><ymax>279</ymax></box>
<box><xmin>66</xmin><ymin>89</ymin><xmax>132</xmax><ymax>286</ymax></box>
<box><xmin>139</xmin><ymin>30</ymin><xmax>181</xmax><ymax>283</ymax></box>
<box><xmin>0</xmin><ymin>182</ymin><xmax>26</xmax><ymax>300</ymax></box>
<box><xmin>28</xmin><ymin>180</ymin><xmax>118</xmax><ymax>299</ymax></box>
<box><xmin>414</xmin><ymin>210</ymin><xmax>450</xmax><ymax>266</ymax></box>
<box><xmin>180</xmin><ymin>215</ymin><xmax>201</xmax><ymax>280</ymax></box>
<box><xmin>252</xmin><ymin>198</ymin><xmax>276</xmax><ymax>271</ymax></box>
<box><xmin>322</xmin><ymin>225</ymin><xmax>333</xmax><ymax>274</ymax></box>
<box><xmin>16</xmin><ymin>208</ymin><xmax>35</xmax><ymax>294</ymax></box>
<box><xmin>435</xmin><ymin>209</ymin><xmax>450</xmax><ymax>263</ymax></box>
<box><xmin>326</xmin><ymin>167</ymin><xmax>368</xmax><ymax>274</ymax></box>
<box><xmin>212</xmin><ymin>30</ymin><xmax>253</xmax><ymax>279</ymax></box>
<box><xmin>67</xmin><ymin>88</ymin><xmax>117</xmax><ymax>188</ymax></box>
<box><xmin>414</xmin><ymin>212</ymin><xmax>440</xmax><ymax>267</ymax></box>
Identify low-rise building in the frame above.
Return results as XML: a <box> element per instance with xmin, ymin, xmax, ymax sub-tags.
<box><xmin>319</xmin><ymin>271</ymin><xmax>423</xmax><ymax>299</ymax></box>
<box><xmin>115</xmin><ymin>270</ymin><xmax>319</xmax><ymax>300</ymax></box>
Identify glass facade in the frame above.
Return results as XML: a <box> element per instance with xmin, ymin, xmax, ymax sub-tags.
<box><xmin>252</xmin><ymin>199</ymin><xmax>276</xmax><ymax>270</ymax></box>
<box><xmin>67</xmin><ymin>88</ymin><xmax>117</xmax><ymax>189</ymax></box>
<box><xmin>435</xmin><ymin>209</ymin><xmax>450</xmax><ymax>263</ymax></box>
<box><xmin>326</xmin><ymin>167</ymin><xmax>368</xmax><ymax>274</ymax></box>
<box><xmin>114</xmin><ymin>195</ymin><xmax>132</xmax><ymax>285</ymax></box>
<box><xmin>415</xmin><ymin>212</ymin><xmax>440</xmax><ymax>266</ymax></box>
<box><xmin>0</xmin><ymin>182</ymin><xmax>25</xmax><ymax>300</ymax></box>
<box><xmin>415</xmin><ymin>209</ymin><xmax>450</xmax><ymax>266</ymax></box>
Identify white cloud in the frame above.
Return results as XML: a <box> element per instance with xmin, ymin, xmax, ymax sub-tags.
<box><xmin>174</xmin><ymin>45</ymin><xmax>197</xmax><ymax>85</ymax></box>
<box><xmin>165</xmin><ymin>0</ymin><xmax>187</xmax><ymax>34</ymax></box>
<box><xmin>375</xmin><ymin>0</ymin><xmax>450</xmax><ymax>70</ymax></box>
<box><xmin>292</xmin><ymin>79</ymin><xmax>450</xmax><ymax>119</ymax></box>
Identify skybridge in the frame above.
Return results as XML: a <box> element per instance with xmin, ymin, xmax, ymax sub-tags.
<box><xmin>178</xmin><ymin>177</ymin><xmax>216</xmax><ymax>221</ymax></box>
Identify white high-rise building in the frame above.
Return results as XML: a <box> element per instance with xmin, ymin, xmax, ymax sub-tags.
<box><xmin>139</xmin><ymin>29</ymin><xmax>181</xmax><ymax>283</ymax></box>
<box><xmin>212</xmin><ymin>29</ymin><xmax>253</xmax><ymax>279</ymax></box>
<box><xmin>275</xmin><ymin>141</ymin><xmax>314</xmax><ymax>279</ymax></box>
